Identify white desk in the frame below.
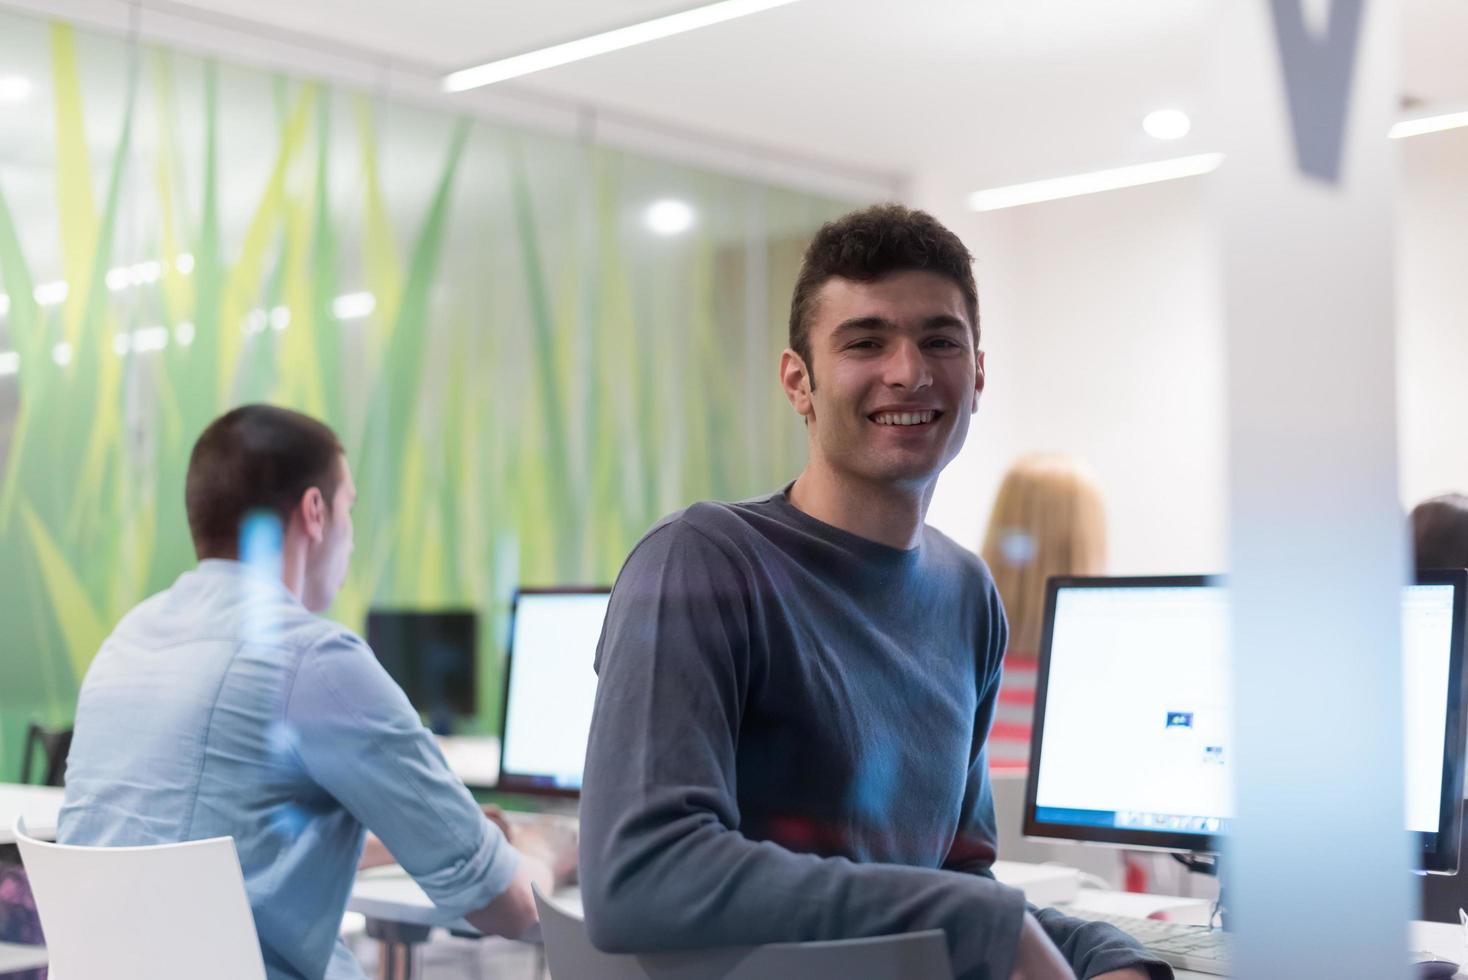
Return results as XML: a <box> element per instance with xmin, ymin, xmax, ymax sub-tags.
<box><xmin>0</xmin><ymin>941</ymin><xmax>48</xmax><ymax>975</ymax></box>
<box><xmin>1063</xmin><ymin>887</ymin><xmax>1468</xmax><ymax>979</ymax></box>
<box><xmin>0</xmin><ymin>785</ymin><xmax>64</xmax><ymax>845</ymax></box>
<box><xmin>350</xmin><ymin>866</ymin><xmax>476</xmax><ymax>933</ymax></box>
<box><xmin>0</xmin><ymin>790</ymin><xmax>57</xmax><ymax>976</ymax></box>
<box><xmin>350</xmin><ymin>869</ymin><xmax>1468</xmax><ymax>979</ymax></box>
<box><xmin>435</xmin><ymin>735</ymin><xmax>499</xmax><ymax>790</ymax></box>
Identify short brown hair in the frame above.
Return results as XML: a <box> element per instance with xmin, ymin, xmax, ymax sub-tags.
<box><xmin>1412</xmin><ymin>494</ymin><xmax>1468</xmax><ymax>571</ymax></box>
<box><xmin>788</xmin><ymin>203</ymin><xmax>979</xmax><ymax>377</ymax></box>
<box><xmin>185</xmin><ymin>404</ymin><xmax>345</xmax><ymax>560</ymax></box>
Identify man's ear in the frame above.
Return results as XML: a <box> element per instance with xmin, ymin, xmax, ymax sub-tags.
<box><xmin>779</xmin><ymin>348</ymin><xmax>814</xmax><ymax>419</ymax></box>
<box><xmin>971</xmin><ymin>349</ymin><xmax>986</xmax><ymax>414</ymax></box>
<box><xmin>298</xmin><ymin>486</ymin><xmax>327</xmax><ymax>545</ymax></box>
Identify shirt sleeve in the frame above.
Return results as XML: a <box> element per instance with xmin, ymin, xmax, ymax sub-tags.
<box><xmin>578</xmin><ymin>519</ymin><xmax>1029</xmax><ymax>980</ymax></box>
<box><xmin>285</xmin><ymin>629</ymin><xmax>519</xmax><ymax>924</ymax></box>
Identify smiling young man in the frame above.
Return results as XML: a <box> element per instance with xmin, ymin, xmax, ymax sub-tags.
<box><xmin>579</xmin><ymin>205</ymin><xmax>1168</xmax><ymax>980</ymax></box>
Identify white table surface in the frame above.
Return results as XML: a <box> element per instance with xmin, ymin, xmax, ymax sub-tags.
<box><xmin>349</xmin><ymin>870</ymin><xmax>1468</xmax><ymax>978</ymax></box>
<box><xmin>435</xmin><ymin>735</ymin><xmax>500</xmax><ymax>790</ymax></box>
<box><xmin>0</xmin><ymin>938</ymin><xmax>48</xmax><ymax>974</ymax></box>
<box><xmin>0</xmin><ymin>941</ymin><xmax>49</xmax><ymax>975</ymax></box>
<box><xmin>1064</xmin><ymin>888</ymin><xmax>1468</xmax><ymax>979</ymax></box>
<box><xmin>0</xmin><ymin>784</ymin><xmax>64</xmax><ymax>845</ymax></box>
<box><xmin>348</xmin><ymin>866</ymin><xmax>476</xmax><ymax>932</ymax></box>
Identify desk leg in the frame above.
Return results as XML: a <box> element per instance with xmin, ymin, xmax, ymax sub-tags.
<box><xmin>365</xmin><ymin>918</ymin><xmax>430</xmax><ymax>980</ymax></box>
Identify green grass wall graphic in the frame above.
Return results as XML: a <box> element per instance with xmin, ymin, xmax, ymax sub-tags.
<box><xmin>0</xmin><ymin>13</ymin><xmax>853</xmax><ymax>778</ymax></box>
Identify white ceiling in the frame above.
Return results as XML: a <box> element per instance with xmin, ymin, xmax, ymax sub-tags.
<box><xmin>75</xmin><ymin>0</ymin><xmax>1468</xmax><ymax>192</ymax></box>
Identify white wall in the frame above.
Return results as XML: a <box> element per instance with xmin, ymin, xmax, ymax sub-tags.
<box><xmin>919</xmin><ymin>126</ymin><xmax>1468</xmax><ymax>574</ymax></box>
<box><xmin>919</xmin><ymin>172</ymin><xmax>1227</xmax><ymax>574</ymax></box>
<box><xmin>1398</xmin><ymin>129</ymin><xmax>1468</xmax><ymax>509</ymax></box>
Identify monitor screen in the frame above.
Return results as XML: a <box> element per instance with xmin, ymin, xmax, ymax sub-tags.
<box><xmin>1023</xmin><ymin>573</ymin><xmax>1467</xmax><ymax>872</ymax></box>
<box><xmin>365</xmin><ymin>610</ymin><xmax>478</xmax><ymax>728</ymax></box>
<box><xmin>497</xmin><ymin>588</ymin><xmax>610</xmax><ymax>795</ymax></box>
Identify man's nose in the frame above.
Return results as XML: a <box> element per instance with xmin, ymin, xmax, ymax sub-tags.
<box><xmin>884</xmin><ymin>339</ymin><xmax>932</xmax><ymax>390</ymax></box>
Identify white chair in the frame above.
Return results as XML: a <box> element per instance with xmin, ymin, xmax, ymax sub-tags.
<box><xmin>533</xmin><ymin>886</ymin><xmax>953</xmax><ymax>980</ymax></box>
<box><xmin>13</xmin><ymin>816</ymin><xmax>266</xmax><ymax>980</ymax></box>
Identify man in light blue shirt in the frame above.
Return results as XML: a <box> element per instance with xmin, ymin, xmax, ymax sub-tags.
<box><xmin>59</xmin><ymin>405</ymin><xmax>547</xmax><ymax>980</ymax></box>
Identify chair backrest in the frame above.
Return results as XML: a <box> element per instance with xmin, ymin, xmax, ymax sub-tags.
<box><xmin>534</xmin><ymin>886</ymin><xmax>952</xmax><ymax>980</ymax></box>
<box><xmin>20</xmin><ymin>724</ymin><xmax>73</xmax><ymax>787</ymax></box>
<box><xmin>13</xmin><ymin>817</ymin><xmax>266</xmax><ymax>980</ymax></box>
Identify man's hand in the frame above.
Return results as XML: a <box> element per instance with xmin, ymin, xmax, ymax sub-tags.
<box><xmin>482</xmin><ymin>804</ymin><xmax>513</xmax><ymax>841</ymax></box>
<box><xmin>507</xmin><ymin>813</ymin><xmax>579</xmax><ymax>887</ymax></box>
<box><xmin>1092</xmin><ymin>972</ymin><xmax>1151</xmax><ymax>980</ymax></box>
<box><xmin>357</xmin><ymin>833</ymin><xmax>395</xmax><ymax>870</ymax></box>
<box><xmin>464</xmin><ymin>853</ymin><xmax>551</xmax><ymax>940</ymax></box>
<box><xmin>1008</xmin><ymin>911</ymin><xmax>1078</xmax><ymax>980</ymax></box>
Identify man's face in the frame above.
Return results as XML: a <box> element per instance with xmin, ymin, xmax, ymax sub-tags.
<box><xmin>302</xmin><ymin>455</ymin><xmax>356</xmax><ymax>613</ymax></box>
<box><xmin>781</xmin><ymin>270</ymin><xmax>983</xmax><ymax>491</ymax></box>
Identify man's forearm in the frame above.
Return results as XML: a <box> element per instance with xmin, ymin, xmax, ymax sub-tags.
<box><xmin>1032</xmin><ymin>906</ymin><xmax>1172</xmax><ymax>979</ymax></box>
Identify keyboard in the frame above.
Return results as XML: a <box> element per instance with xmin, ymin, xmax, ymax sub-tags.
<box><xmin>1062</xmin><ymin>908</ymin><xmax>1460</xmax><ymax>977</ymax></box>
<box><xmin>1057</xmin><ymin>907</ymin><xmax>1230</xmax><ymax>975</ymax></box>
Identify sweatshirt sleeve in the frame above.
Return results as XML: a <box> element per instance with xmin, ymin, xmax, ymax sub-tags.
<box><xmin>943</xmin><ymin>578</ymin><xmax>1009</xmax><ymax>876</ymax></box>
<box><xmin>578</xmin><ymin>519</ymin><xmax>1029</xmax><ymax>980</ymax></box>
<box><xmin>939</xmin><ymin>571</ymin><xmax>1172</xmax><ymax>979</ymax></box>
<box><xmin>1033</xmin><ymin>906</ymin><xmax>1174</xmax><ymax>980</ymax></box>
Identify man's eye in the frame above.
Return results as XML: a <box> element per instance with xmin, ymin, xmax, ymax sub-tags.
<box><xmin>847</xmin><ymin>340</ymin><xmax>880</xmax><ymax>350</ymax></box>
<box><xmin>927</xmin><ymin>338</ymin><xmax>962</xmax><ymax>350</ymax></box>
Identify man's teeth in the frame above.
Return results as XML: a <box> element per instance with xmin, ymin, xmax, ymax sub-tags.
<box><xmin>872</xmin><ymin>411</ymin><xmax>935</xmax><ymax>426</ymax></box>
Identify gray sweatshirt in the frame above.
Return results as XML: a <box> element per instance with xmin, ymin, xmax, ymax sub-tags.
<box><xmin>579</xmin><ymin>490</ymin><xmax>1168</xmax><ymax>980</ymax></box>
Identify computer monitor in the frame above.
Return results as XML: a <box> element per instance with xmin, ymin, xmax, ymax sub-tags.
<box><xmin>496</xmin><ymin>587</ymin><xmax>610</xmax><ymax>796</ymax></box>
<box><xmin>365</xmin><ymin>609</ymin><xmax>478</xmax><ymax>734</ymax></box>
<box><xmin>1023</xmin><ymin>571</ymin><xmax>1468</xmax><ymax>873</ymax></box>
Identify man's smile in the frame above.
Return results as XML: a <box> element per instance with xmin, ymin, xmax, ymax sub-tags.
<box><xmin>868</xmin><ymin>408</ymin><xmax>944</xmax><ymax>427</ymax></box>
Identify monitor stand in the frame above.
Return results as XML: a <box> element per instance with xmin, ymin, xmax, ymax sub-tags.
<box><xmin>1171</xmin><ymin>851</ymin><xmax>1227</xmax><ymax>930</ymax></box>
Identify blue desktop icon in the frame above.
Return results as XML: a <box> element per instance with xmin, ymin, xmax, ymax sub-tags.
<box><xmin>1165</xmin><ymin>711</ymin><xmax>1194</xmax><ymax>729</ymax></box>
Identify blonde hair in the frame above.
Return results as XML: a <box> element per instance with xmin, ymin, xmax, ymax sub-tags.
<box><xmin>980</xmin><ymin>454</ymin><xmax>1107</xmax><ymax>655</ymax></box>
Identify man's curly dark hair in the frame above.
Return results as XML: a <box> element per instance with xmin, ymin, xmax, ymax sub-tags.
<box><xmin>787</xmin><ymin>203</ymin><xmax>978</xmax><ymax>383</ymax></box>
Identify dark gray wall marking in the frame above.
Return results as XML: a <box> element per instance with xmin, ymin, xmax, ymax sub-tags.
<box><xmin>1268</xmin><ymin>0</ymin><xmax>1365</xmax><ymax>184</ymax></box>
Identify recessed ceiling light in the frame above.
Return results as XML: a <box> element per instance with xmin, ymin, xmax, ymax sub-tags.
<box><xmin>1143</xmin><ymin>109</ymin><xmax>1191</xmax><ymax>141</ymax></box>
<box><xmin>0</xmin><ymin>76</ymin><xmax>31</xmax><ymax>103</ymax></box>
<box><xmin>33</xmin><ymin>281</ymin><xmax>68</xmax><ymax>306</ymax></box>
<box><xmin>444</xmin><ymin>0</ymin><xmax>804</xmax><ymax>92</ymax></box>
<box><xmin>644</xmin><ymin>199</ymin><xmax>696</xmax><ymax>236</ymax></box>
<box><xmin>332</xmin><ymin>292</ymin><xmax>376</xmax><ymax>320</ymax></box>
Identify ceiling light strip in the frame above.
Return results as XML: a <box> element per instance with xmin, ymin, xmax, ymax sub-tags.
<box><xmin>968</xmin><ymin>153</ymin><xmax>1224</xmax><ymax>212</ymax></box>
<box><xmin>1389</xmin><ymin>110</ymin><xmax>1468</xmax><ymax>140</ymax></box>
<box><xmin>443</xmin><ymin>0</ymin><xmax>802</xmax><ymax>92</ymax></box>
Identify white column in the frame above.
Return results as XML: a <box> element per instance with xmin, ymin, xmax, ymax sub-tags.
<box><xmin>1219</xmin><ymin>2</ymin><xmax>1408</xmax><ymax>977</ymax></box>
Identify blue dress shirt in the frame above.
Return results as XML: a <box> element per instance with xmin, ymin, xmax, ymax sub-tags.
<box><xmin>58</xmin><ymin>560</ymin><xmax>519</xmax><ymax>980</ymax></box>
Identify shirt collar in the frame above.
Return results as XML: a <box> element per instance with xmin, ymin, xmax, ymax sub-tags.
<box><xmin>191</xmin><ymin>558</ymin><xmax>303</xmax><ymax>606</ymax></box>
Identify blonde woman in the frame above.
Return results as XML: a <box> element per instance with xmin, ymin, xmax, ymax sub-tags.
<box><xmin>980</xmin><ymin>453</ymin><xmax>1107</xmax><ymax>771</ymax></box>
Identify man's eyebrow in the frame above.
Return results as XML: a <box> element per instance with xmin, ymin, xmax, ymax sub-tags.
<box><xmin>831</xmin><ymin>316</ymin><xmax>896</xmax><ymax>335</ymax></box>
<box><xmin>831</xmin><ymin>315</ymin><xmax>969</xmax><ymax>335</ymax></box>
